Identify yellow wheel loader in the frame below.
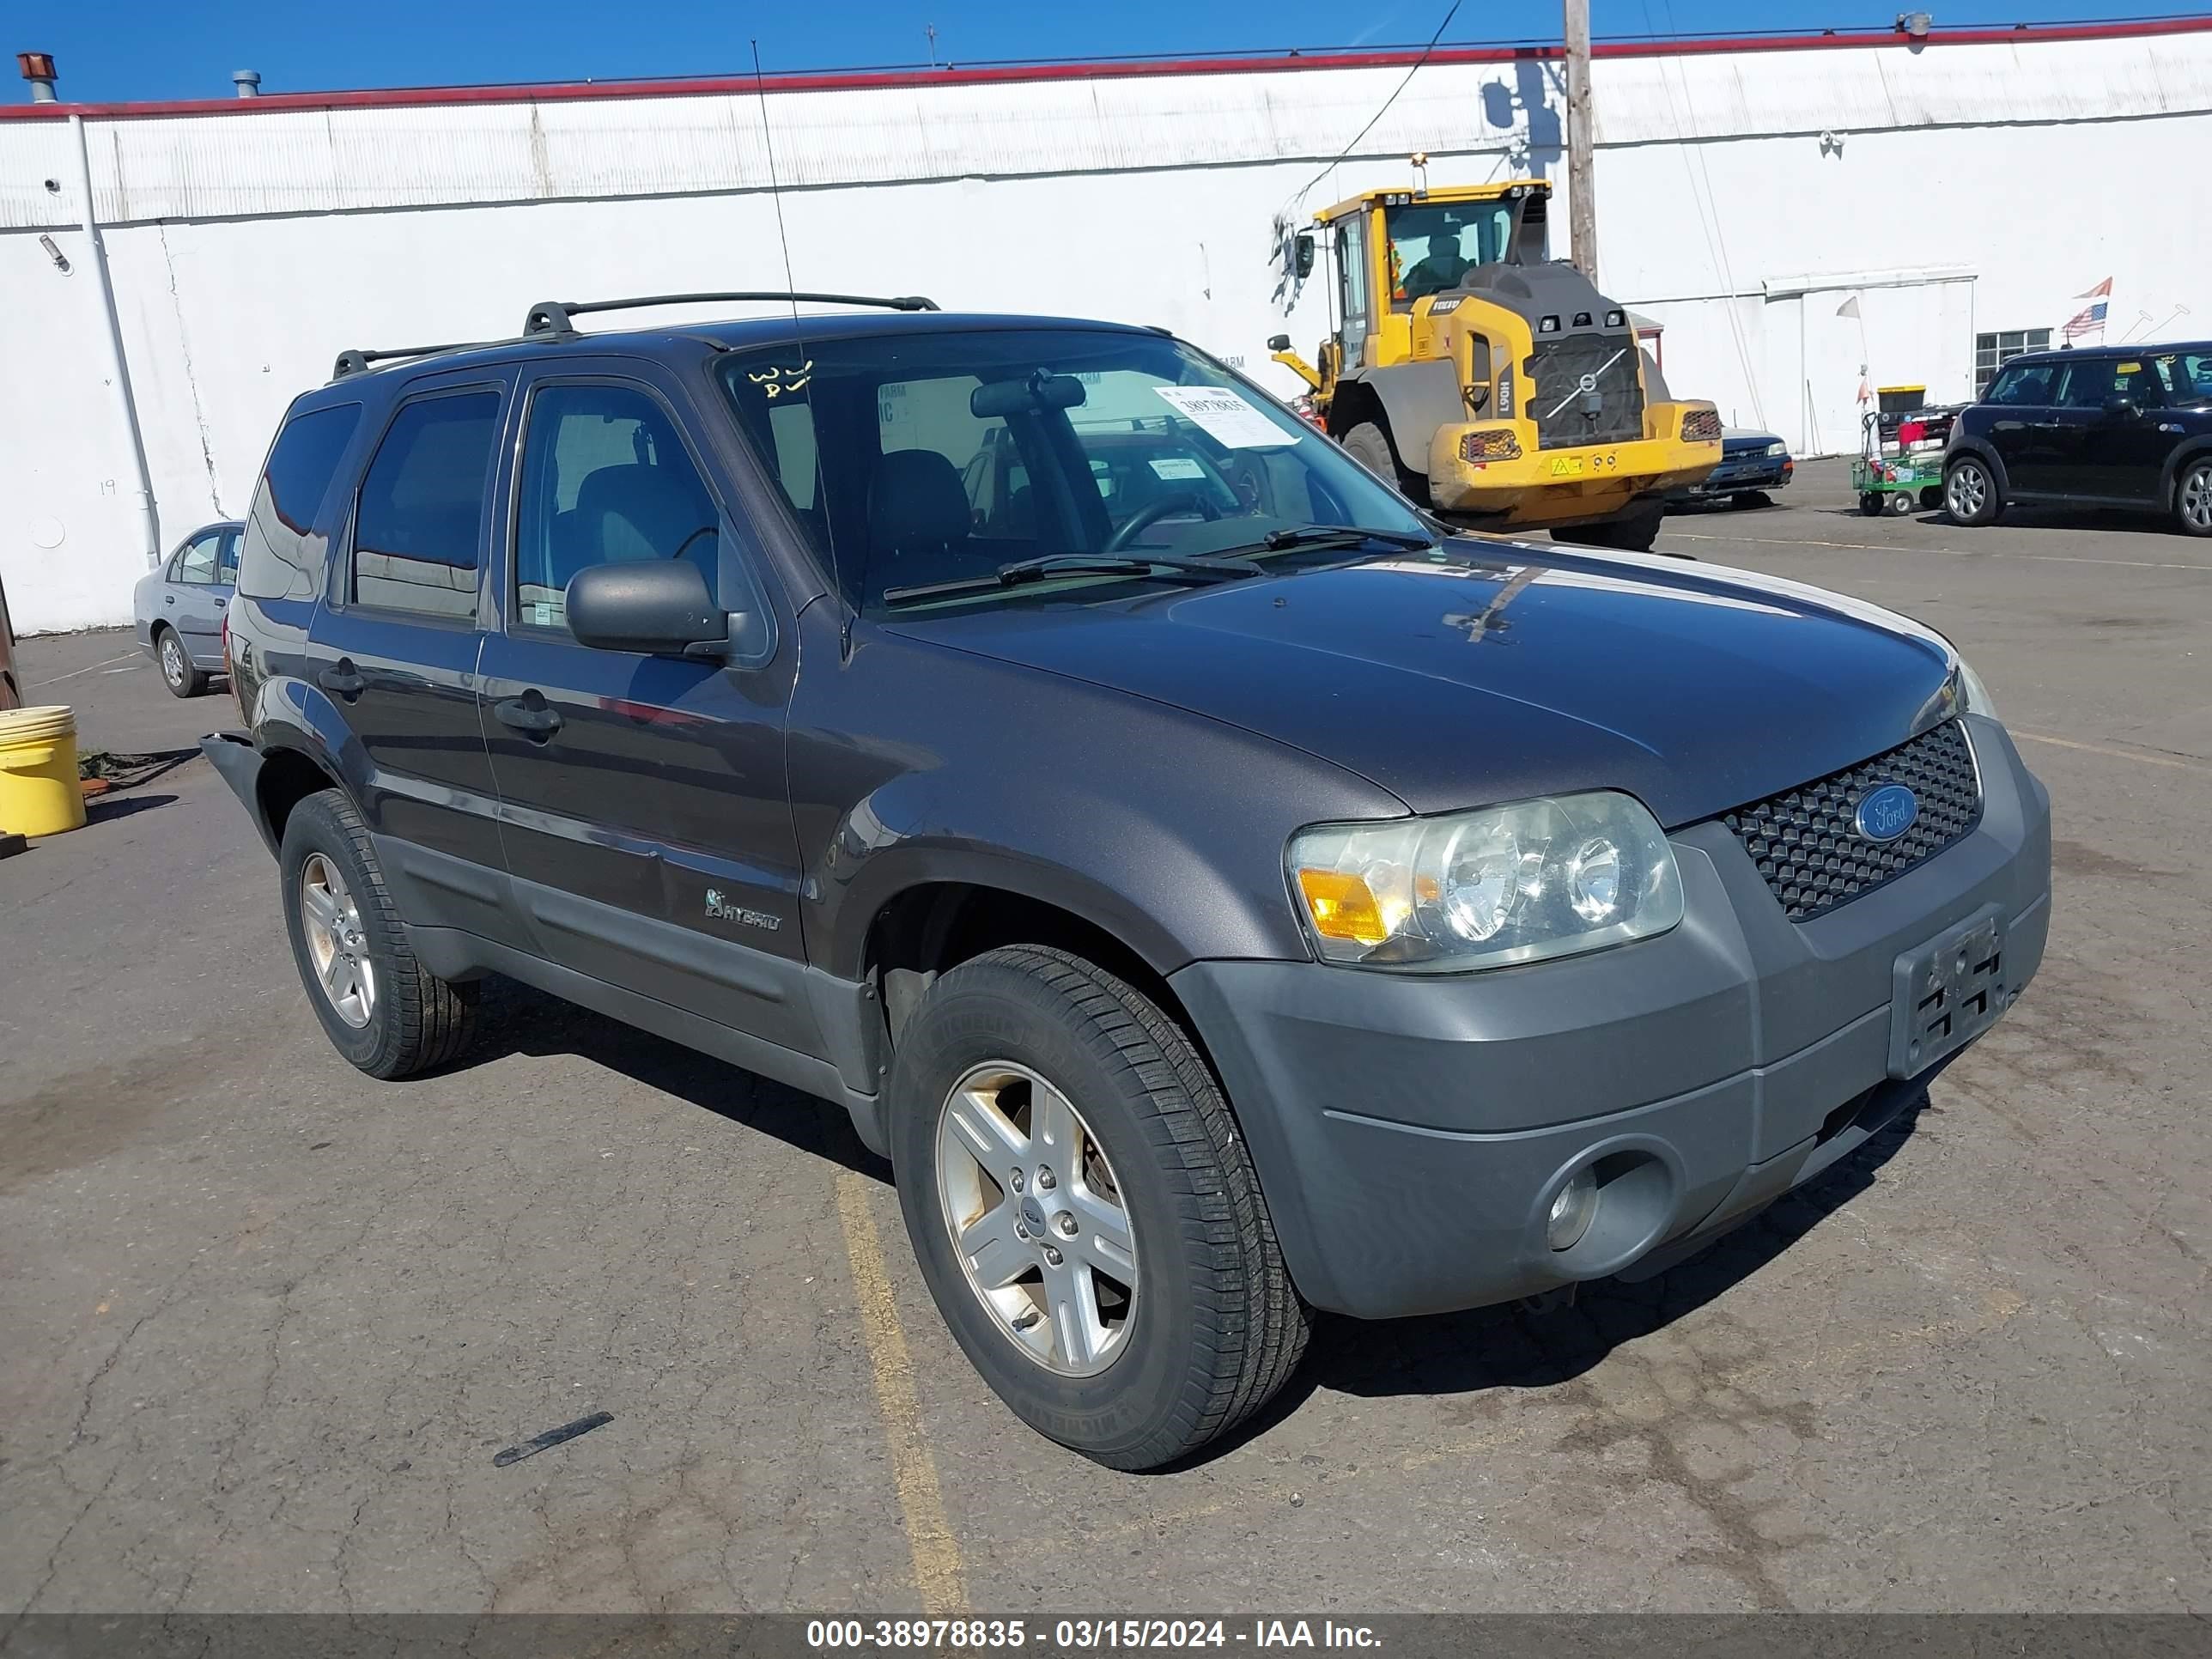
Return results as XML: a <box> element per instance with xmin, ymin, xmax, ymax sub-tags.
<box><xmin>1268</xmin><ymin>179</ymin><xmax>1720</xmax><ymax>550</ymax></box>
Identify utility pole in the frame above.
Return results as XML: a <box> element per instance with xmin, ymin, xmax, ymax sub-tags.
<box><xmin>1563</xmin><ymin>0</ymin><xmax>1598</xmax><ymax>279</ymax></box>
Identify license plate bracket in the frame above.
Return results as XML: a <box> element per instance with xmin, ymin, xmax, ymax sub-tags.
<box><xmin>1888</xmin><ymin>903</ymin><xmax>2009</xmax><ymax>1078</ymax></box>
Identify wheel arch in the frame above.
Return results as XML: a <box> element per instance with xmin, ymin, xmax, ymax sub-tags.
<box><xmin>858</xmin><ymin>875</ymin><xmax>1206</xmax><ymax>1054</ymax></box>
<box><xmin>1946</xmin><ymin>436</ymin><xmax>2010</xmax><ymax>496</ymax></box>
<box><xmin>255</xmin><ymin>740</ymin><xmax>347</xmax><ymax>848</ymax></box>
<box><xmin>2157</xmin><ymin>436</ymin><xmax>2212</xmax><ymax>507</ymax></box>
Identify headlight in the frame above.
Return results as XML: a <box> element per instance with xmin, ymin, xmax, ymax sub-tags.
<box><xmin>1954</xmin><ymin>658</ymin><xmax>1998</xmax><ymax>720</ymax></box>
<box><xmin>1765</xmin><ymin>441</ymin><xmax>1786</xmax><ymax>457</ymax></box>
<box><xmin>1288</xmin><ymin>791</ymin><xmax>1684</xmax><ymax>972</ymax></box>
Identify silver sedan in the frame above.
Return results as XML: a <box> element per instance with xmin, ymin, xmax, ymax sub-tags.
<box><xmin>132</xmin><ymin>521</ymin><xmax>242</xmax><ymax>697</ymax></box>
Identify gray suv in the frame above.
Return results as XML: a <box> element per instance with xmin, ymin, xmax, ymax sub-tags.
<box><xmin>205</xmin><ymin>294</ymin><xmax>2052</xmax><ymax>1469</ymax></box>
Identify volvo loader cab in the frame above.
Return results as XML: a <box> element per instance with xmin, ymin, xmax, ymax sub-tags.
<box><xmin>1270</xmin><ymin>179</ymin><xmax>1720</xmax><ymax>550</ymax></box>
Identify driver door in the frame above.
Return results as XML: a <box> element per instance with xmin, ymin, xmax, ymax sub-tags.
<box><xmin>476</xmin><ymin>361</ymin><xmax>811</xmax><ymax>1048</ymax></box>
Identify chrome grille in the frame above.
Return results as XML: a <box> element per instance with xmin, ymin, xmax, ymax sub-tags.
<box><xmin>1525</xmin><ymin>334</ymin><xmax>1645</xmax><ymax>451</ymax></box>
<box><xmin>1722</xmin><ymin>720</ymin><xmax>1983</xmax><ymax>921</ymax></box>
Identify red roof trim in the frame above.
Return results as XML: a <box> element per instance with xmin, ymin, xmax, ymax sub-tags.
<box><xmin>3</xmin><ymin>16</ymin><xmax>2207</xmax><ymax>122</ymax></box>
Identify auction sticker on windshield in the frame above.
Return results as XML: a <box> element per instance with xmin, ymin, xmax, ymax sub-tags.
<box><xmin>1152</xmin><ymin>386</ymin><xmax>1297</xmax><ymax>448</ymax></box>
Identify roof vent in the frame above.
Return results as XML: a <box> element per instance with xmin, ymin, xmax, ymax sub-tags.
<box><xmin>1895</xmin><ymin>11</ymin><xmax>1932</xmax><ymax>38</ymax></box>
<box><xmin>232</xmin><ymin>69</ymin><xmax>262</xmax><ymax>97</ymax></box>
<box><xmin>16</xmin><ymin>51</ymin><xmax>57</xmax><ymax>103</ymax></box>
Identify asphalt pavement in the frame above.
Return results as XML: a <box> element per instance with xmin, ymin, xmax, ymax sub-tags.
<box><xmin>2</xmin><ymin>459</ymin><xmax>2206</xmax><ymax>1615</ymax></box>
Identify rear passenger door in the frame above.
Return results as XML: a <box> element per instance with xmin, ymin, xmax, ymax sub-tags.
<box><xmin>306</xmin><ymin>371</ymin><xmax>515</xmax><ymax>942</ymax></box>
<box><xmin>476</xmin><ymin>362</ymin><xmax>811</xmax><ymax>1051</ymax></box>
<box><xmin>166</xmin><ymin>529</ymin><xmax>229</xmax><ymax>665</ymax></box>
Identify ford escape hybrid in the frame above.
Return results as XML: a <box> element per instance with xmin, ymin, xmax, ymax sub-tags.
<box><xmin>204</xmin><ymin>294</ymin><xmax>2052</xmax><ymax>1470</ymax></box>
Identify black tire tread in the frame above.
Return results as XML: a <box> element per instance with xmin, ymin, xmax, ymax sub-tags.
<box><xmin>284</xmin><ymin>787</ymin><xmax>475</xmax><ymax>1079</ymax></box>
<box><xmin>949</xmin><ymin>945</ymin><xmax>1310</xmax><ymax>1466</ymax></box>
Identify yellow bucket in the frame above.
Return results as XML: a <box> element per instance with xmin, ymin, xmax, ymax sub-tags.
<box><xmin>0</xmin><ymin>704</ymin><xmax>88</xmax><ymax>837</ymax></box>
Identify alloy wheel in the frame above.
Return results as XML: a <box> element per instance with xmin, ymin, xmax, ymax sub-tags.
<box><xmin>2182</xmin><ymin>463</ymin><xmax>2212</xmax><ymax>532</ymax></box>
<box><xmin>299</xmin><ymin>852</ymin><xmax>376</xmax><ymax>1028</ymax></box>
<box><xmin>935</xmin><ymin>1060</ymin><xmax>1139</xmax><ymax>1376</ymax></box>
<box><xmin>1946</xmin><ymin>462</ymin><xmax>1988</xmax><ymax>520</ymax></box>
<box><xmin>161</xmin><ymin>633</ymin><xmax>186</xmax><ymax>689</ymax></box>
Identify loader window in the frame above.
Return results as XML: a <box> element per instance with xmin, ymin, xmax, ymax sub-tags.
<box><xmin>1387</xmin><ymin>202</ymin><xmax>1514</xmax><ymax>307</ymax></box>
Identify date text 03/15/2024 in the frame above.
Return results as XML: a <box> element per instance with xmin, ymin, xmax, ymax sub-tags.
<box><xmin>804</xmin><ymin>1620</ymin><xmax>1382</xmax><ymax>1650</ymax></box>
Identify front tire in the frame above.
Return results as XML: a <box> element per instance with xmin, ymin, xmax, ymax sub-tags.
<box><xmin>1339</xmin><ymin>421</ymin><xmax>1429</xmax><ymax>505</ymax></box>
<box><xmin>156</xmin><ymin>628</ymin><xmax>208</xmax><ymax>698</ymax></box>
<box><xmin>1944</xmin><ymin>455</ymin><xmax>2001</xmax><ymax>526</ymax></box>
<box><xmin>2175</xmin><ymin>457</ymin><xmax>2212</xmax><ymax>538</ymax></box>
<box><xmin>279</xmin><ymin>787</ymin><xmax>477</xmax><ymax>1079</ymax></box>
<box><xmin>890</xmin><ymin>946</ymin><xmax>1309</xmax><ymax>1470</ymax></box>
<box><xmin>1887</xmin><ymin>489</ymin><xmax>1917</xmax><ymax>516</ymax></box>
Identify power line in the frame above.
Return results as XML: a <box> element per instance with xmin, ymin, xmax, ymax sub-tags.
<box><xmin>1285</xmin><ymin>0</ymin><xmax>1466</xmax><ymax>211</ymax></box>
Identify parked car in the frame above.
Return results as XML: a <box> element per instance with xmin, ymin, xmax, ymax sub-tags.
<box><xmin>133</xmin><ymin>521</ymin><xmax>242</xmax><ymax>696</ymax></box>
<box><xmin>1943</xmin><ymin>343</ymin><xmax>2212</xmax><ymax>534</ymax></box>
<box><xmin>204</xmin><ymin>296</ymin><xmax>2051</xmax><ymax>1471</ymax></box>
<box><xmin>1668</xmin><ymin>426</ymin><xmax>1793</xmax><ymax>507</ymax></box>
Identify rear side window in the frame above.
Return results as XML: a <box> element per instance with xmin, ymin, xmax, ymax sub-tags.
<box><xmin>236</xmin><ymin>404</ymin><xmax>363</xmax><ymax>600</ymax></box>
<box><xmin>1984</xmin><ymin>362</ymin><xmax>2056</xmax><ymax>407</ymax></box>
<box><xmin>351</xmin><ymin>392</ymin><xmax>501</xmax><ymax>619</ymax></box>
<box><xmin>174</xmin><ymin>532</ymin><xmax>222</xmax><ymax>585</ymax></box>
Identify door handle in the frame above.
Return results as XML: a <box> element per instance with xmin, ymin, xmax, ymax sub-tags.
<box><xmin>319</xmin><ymin>662</ymin><xmax>367</xmax><ymax>699</ymax></box>
<box><xmin>494</xmin><ymin>696</ymin><xmax>563</xmax><ymax>739</ymax></box>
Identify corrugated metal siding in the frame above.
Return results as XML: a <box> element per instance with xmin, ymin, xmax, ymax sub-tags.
<box><xmin>2</xmin><ymin>33</ymin><xmax>2208</xmax><ymax>228</ymax></box>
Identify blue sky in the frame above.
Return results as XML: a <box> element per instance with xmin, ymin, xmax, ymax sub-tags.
<box><xmin>24</xmin><ymin>0</ymin><xmax>2185</xmax><ymax>103</ymax></box>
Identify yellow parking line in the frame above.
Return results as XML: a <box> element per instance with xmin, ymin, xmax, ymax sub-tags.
<box><xmin>2013</xmin><ymin>731</ymin><xmax>2210</xmax><ymax>774</ymax></box>
<box><xmin>835</xmin><ymin>1170</ymin><xmax>969</xmax><ymax>1615</ymax></box>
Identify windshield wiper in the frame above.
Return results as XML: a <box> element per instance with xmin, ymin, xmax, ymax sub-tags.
<box><xmin>1231</xmin><ymin>524</ymin><xmax>1440</xmax><ymax>557</ymax></box>
<box><xmin>881</xmin><ymin>552</ymin><xmax>1263</xmax><ymax>608</ymax></box>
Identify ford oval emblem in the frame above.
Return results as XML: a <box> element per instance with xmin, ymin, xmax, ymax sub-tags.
<box><xmin>1856</xmin><ymin>783</ymin><xmax>1919</xmax><ymax>842</ymax></box>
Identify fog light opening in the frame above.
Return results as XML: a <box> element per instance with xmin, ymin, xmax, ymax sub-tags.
<box><xmin>1547</xmin><ymin>1168</ymin><xmax>1599</xmax><ymax>1252</ymax></box>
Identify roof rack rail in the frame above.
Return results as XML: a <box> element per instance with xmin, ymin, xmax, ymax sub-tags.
<box><xmin>330</xmin><ymin>341</ymin><xmax>495</xmax><ymax>380</ymax></box>
<box><xmin>522</xmin><ymin>291</ymin><xmax>940</xmax><ymax>337</ymax></box>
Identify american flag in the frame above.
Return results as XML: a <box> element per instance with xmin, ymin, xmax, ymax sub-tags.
<box><xmin>2063</xmin><ymin>277</ymin><xmax>2112</xmax><ymax>340</ymax></box>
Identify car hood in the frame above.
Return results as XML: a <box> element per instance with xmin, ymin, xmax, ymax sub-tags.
<box><xmin>885</xmin><ymin>540</ymin><xmax>1963</xmax><ymax>827</ymax></box>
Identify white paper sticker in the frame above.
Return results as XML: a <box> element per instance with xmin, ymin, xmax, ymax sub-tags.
<box><xmin>1148</xmin><ymin>456</ymin><xmax>1206</xmax><ymax>480</ymax></box>
<box><xmin>1152</xmin><ymin>386</ymin><xmax>1297</xmax><ymax>449</ymax></box>
<box><xmin>532</xmin><ymin>602</ymin><xmax>555</xmax><ymax>626</ymax></box>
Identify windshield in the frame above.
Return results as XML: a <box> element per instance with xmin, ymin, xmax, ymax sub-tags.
<box><xmin>718</xmin><ymin>327</ymin><xmax>1428</xmax><ymax>615</ymax></box>
<box><xmin>1385</xmin><ymin>201</ymin><xmax>1515</xmax><ymax>307</ymax></box>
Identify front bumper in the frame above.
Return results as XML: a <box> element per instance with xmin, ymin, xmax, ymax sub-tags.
<box><xmin>1425</xmin><ymin>429</ymin><xmax>1721</xmax><ymax>524</ymax></box>
<box><xmin>1676</xmin><ymin>454</ymin><xmax>1793</xmax><ymax>497</ymax></box>
<box><xmin>1170</xmin><ymin>716</ymin><xmax>2051</xmax><ymax>1319</ymax></box>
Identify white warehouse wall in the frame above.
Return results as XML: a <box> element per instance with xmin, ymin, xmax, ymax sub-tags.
<box><xmin>3</xmin><ymin>24</ymin><xmax>2207</xmax><ymax>633</ymax></box>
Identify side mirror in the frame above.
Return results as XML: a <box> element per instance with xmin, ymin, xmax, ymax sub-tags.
<box><xmin>1293</xmin><ymin>234</ymin><xmax>1316</xmax><ymax>279</ymax></box>
<box><xmin>2102</xmin><ymin>395</ymin><xmax>2139</xmax><ymax>420</ymax></box>
<box><xmin>566</xmin><ymin>560</ymin><xmax>731</xmax><ymax>658</ymax></box>
<box><xmin>1267</xmin><ymin>333</ymin><xmax>1292</xmax><ymax>354</ymax></box>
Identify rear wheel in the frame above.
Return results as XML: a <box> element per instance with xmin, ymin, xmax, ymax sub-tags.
<box><xmin>2175</xmin><ymin>457</ymin><xmax>2212</xmax><ymax>538</ymax></box>
<box><xmin>1340</xmin><ymin>421</ymin><xmax>1429</xmax><ymax>505</ymax></box>
<box><xmin>1859</xmin><ymin>491</ymin><xmax>1885</xmax><ymax>516</ymax></box>
<box><xmin>1887</xmin><ymin>489</ymin><xmax>1917</xmax><ymax>516</ymax></box>
<box><xmin>890</xmin><ymin>945</ymin><xmax>1309</xmax><ymax>1470</ymax></box>
<box><xmin>279</xmin><ymin>787</ymin><xmax>477</xmax><ymax>1079</ymax></box>
<box><xmin>1944</xmin><ymin>455</ymin><xmax>2001</xmax><ymax>526</ymax></box>
<box><xmin>156</xmin><ymin>628</ymin><xmax>208</xmax><ymax>698</ymax></box>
